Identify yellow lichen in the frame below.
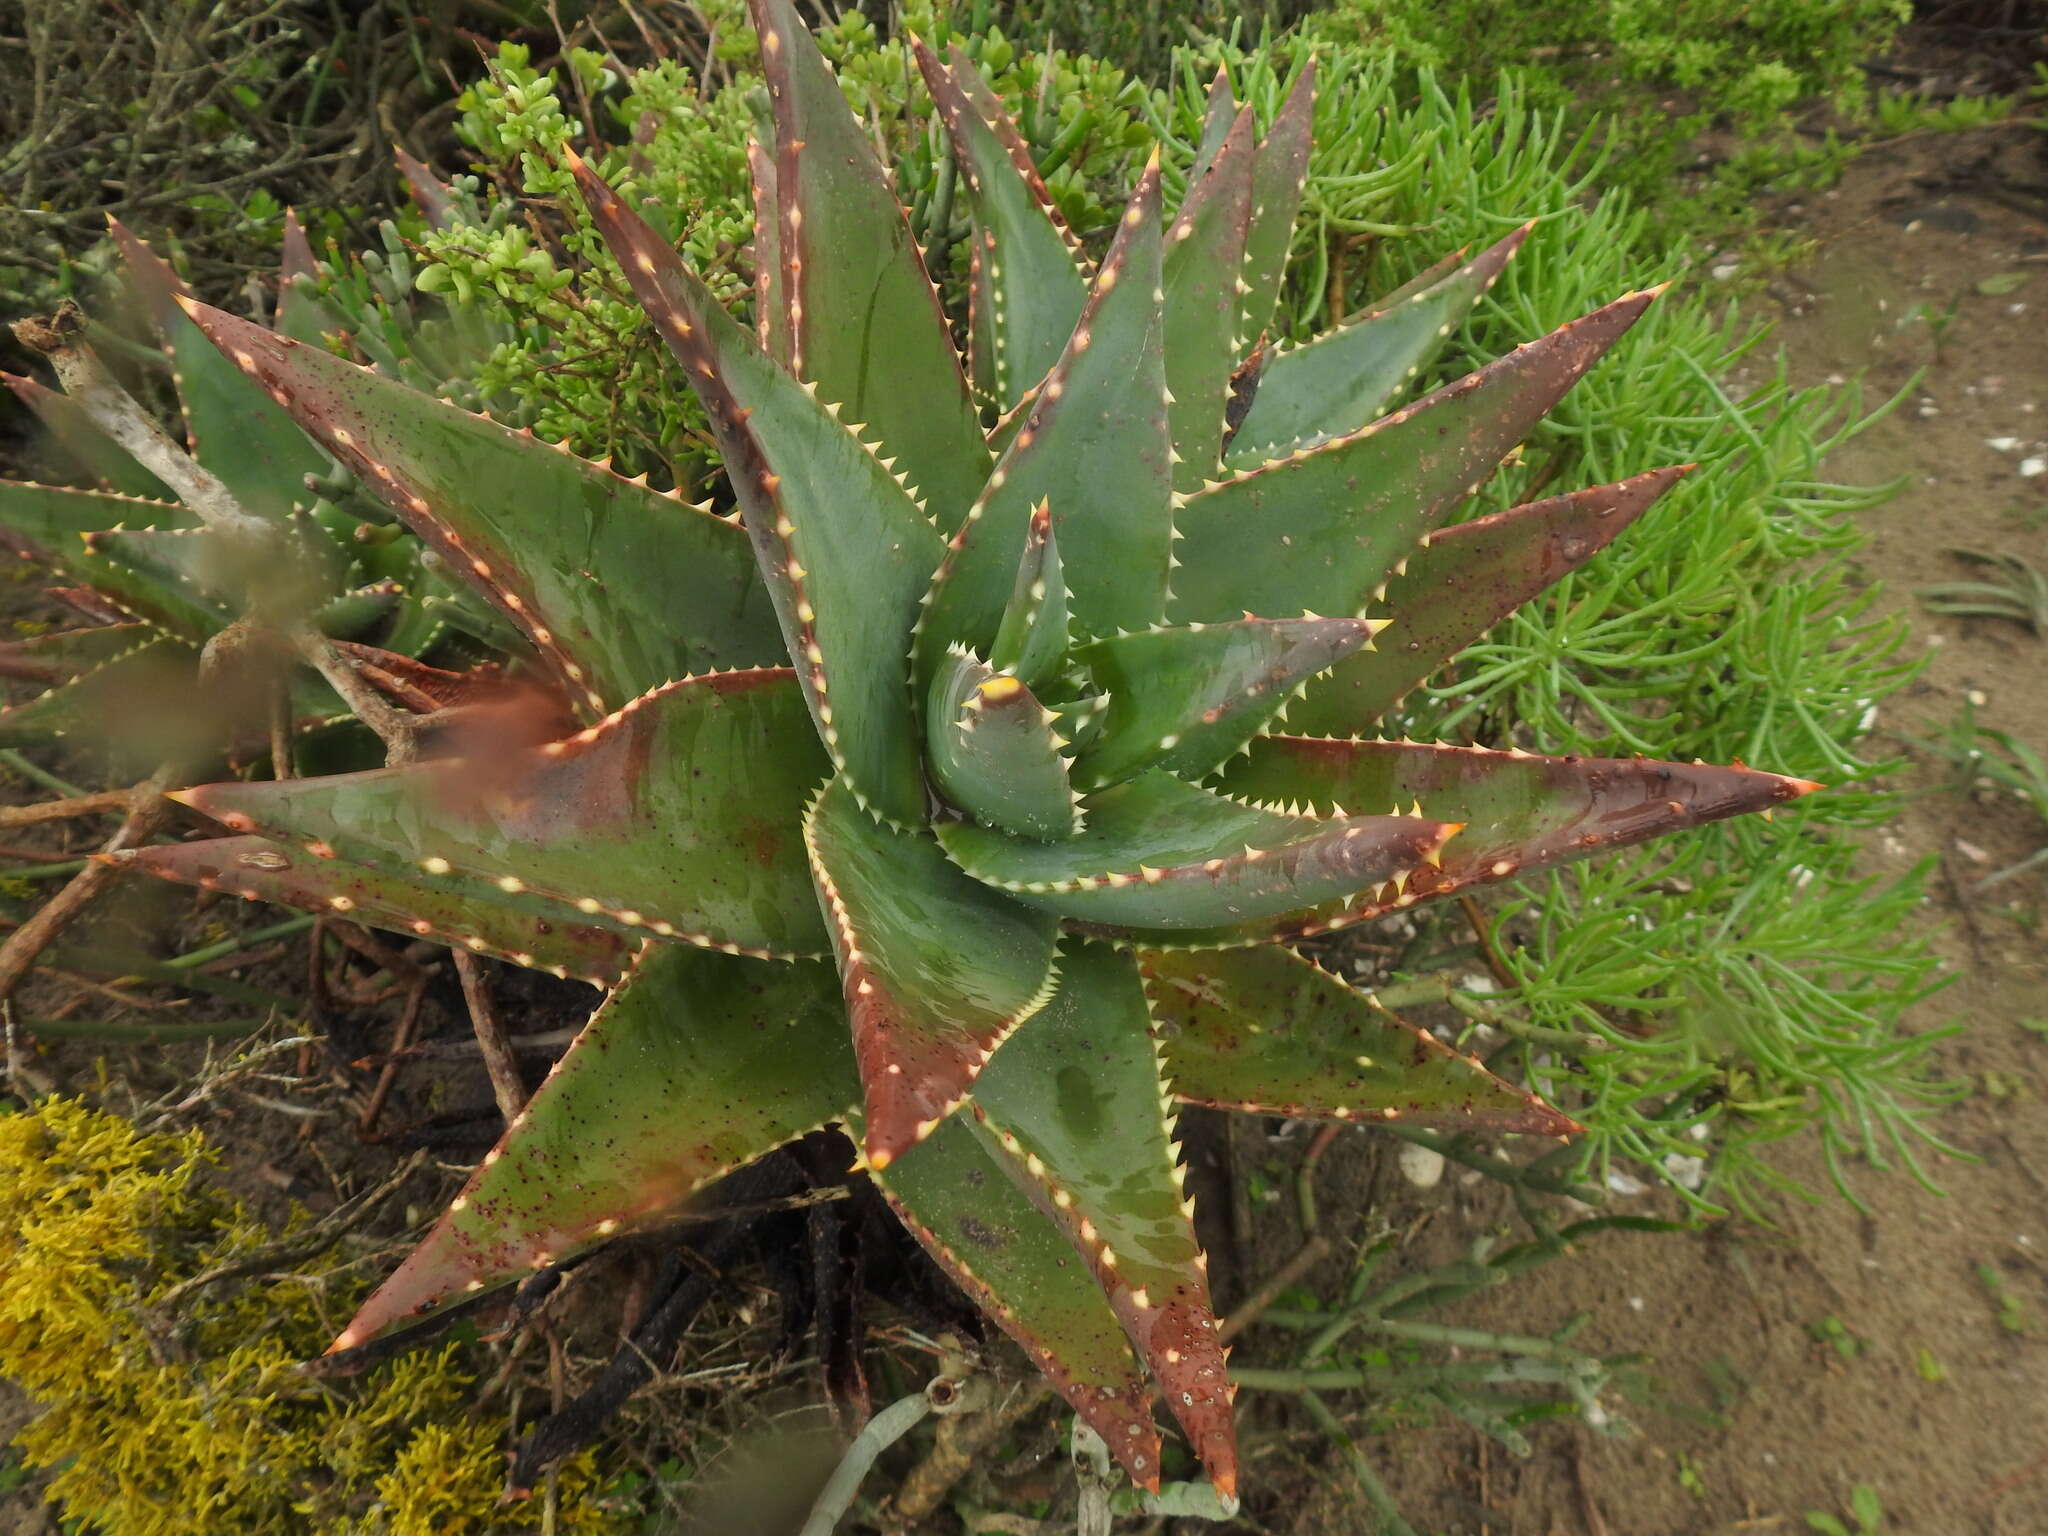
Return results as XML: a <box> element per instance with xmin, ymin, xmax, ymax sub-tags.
<box><xmin>0</xmin><ymin>1098</ymin><xmax>629</xmax><ymax>1534</ymax></box>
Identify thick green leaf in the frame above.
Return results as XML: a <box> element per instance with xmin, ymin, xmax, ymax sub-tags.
<box><xmin>1226</xmin><ymin>223</ymin><xmax>1531</xmax><ymax>468</ymax></box>
<box><xmin>574</xmin><ymin>156</ymin><xmax>943</xmax><ymax>826</ymax></box>
<box><xmin>0</xmin><ymin>482</ymin><xmax>216</xmax><ymax>640</ymax></box>
<box><xmin>750</xmin><ymin>0</ymin><xmax>989</xmax><ymax>523</ymax></box>
<box><xmin>915</xmin><ymin>39</ymin><xmax>1089</xmax><ymax>413</ymax></box>
<box><xmin>917</xmin><ymin>156</ymin><xmax>1174</xmax><ymax>678</ymax></box>
<box><xmin>1217</xmin><ymin>735</ymin><xmax>1821</xmax><ymax>915</ymax></box>
<box><xmin>1140</xmin><ymin>946</ymin><xmax>1578</xmax><ymax>1135</ymax></box>
<box><xmin>1169</xmin><ymin>288</ymin><xmax>1661</xmax><ymax>625</ymax></box>
<box><xmin>109</xmin><ymin>219</ymin><xmax>329</xmax><ymax>521</ymax></box>
<box><xmin>974</xmin><ymin>942</ymin><xmax>1237</xmax><ymax>1496</ymax></box>
<box><xmin>988</xmin><ymin>499</ymin><xmax>1068</xmax><ymax>689</ymax></box>
<box><xmin>937</xmin><ymin>770</ymin><xmax>1459</xmax><ymax>930</ymax></box>
<box><xmin>336</xmin><ymin>945</ymin><xmax>855</xmax><ymax>1343</ymax></box>
<box><xmin>0</xmin><ymin>622</ymin><xmax>156</xmax><ymax>685</ymax></box>
<box><xmin>871</xmin><ymin>1112</ymin><xmax>1163</xmax><ymax>1489</ymax></box>
<box><xmin>747</xmin><ymin>136</ymin><xmax>791</xmax><ymax>364</ymax></box>
<box><xmin>1187</xmin><ymin>65</ymin><xmax>1237</xmax><ymax>185</ymax></box>
<box><xmin>1238</xmin><ymin>61</ymin><xmax>1315</xmax><ymax>345</ymax></box>
<box><xmin>2</xmin><ymin>374</ymin><xmax>169</xmax><ymax>499</ymax></box>
<box><xmin>803</xmin><ymin>774</ymin><xmax>1059</xmax><ymax>1167</ymax></box>
<box><xmin>176</xmin><ymin>669</ymin><xmax>833</xmax><ymax>958</ymax></box>
<box><xmin>925</xmin><ymin>649</ymin><xmax>1080</xmax><ymax>841</ymax></box>
<box><xmin>113</xmin><ymin>834</ymin><xmax>636</xmax><ymax>985</ymax></box>
<box><xmin>1162</xmin><ymin>104</ymin><xmax>1256</xmax><ymax>492</ymax></box>
<box><xmin>176</xmin><ymin>301</ymin><xmax>784</xmax><ymax>717</ymax></box>
<box><xmin>0</xmin><ymin>633</ymin><xmax>197</xmax><ymax>749</ymax></box>
<box><xmin>85</xmin><ymin>523</ymin><xmax>334</xmax><ymax>630</ymax></box>
<box><xmin>1286</xmin><ymin>467</ymin><xmax>1689</xmax><ymax>736</ymax></box>
<box><xmin>1070</xmin><ymin>616</ymin><xmax>1379</xmax><ymax>790</ymax></box>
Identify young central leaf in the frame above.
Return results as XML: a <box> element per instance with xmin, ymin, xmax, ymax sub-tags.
<box><xmin>802</xmin><ymin>775</ymin><xmax>1059</xmax><ymax>1169</ymax></box>
<box><xmin>916</xmin><ymin>156</ymin><xmax>1175</xmax><ymax>681</ymax></box>
<box><xmin>924</xmin><ymin>649</ymin><xmax>1080</xmax><ymax>841</ymax></box>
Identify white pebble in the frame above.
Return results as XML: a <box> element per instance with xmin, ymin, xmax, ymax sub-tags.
<box><xmin>1398</xmin><ymin>1144</ymin><xmax>1446</xmax><ymax>1190</ymax></box>
<box><xmin>2021</xmin><ymin>456</ymin><xmax>2047</xmax><ymax>478</ymax></box>
<box><xmin>1986</xmin><ymin>436</ymin><xmax>2022</xmax><ymax>452</ymax></box>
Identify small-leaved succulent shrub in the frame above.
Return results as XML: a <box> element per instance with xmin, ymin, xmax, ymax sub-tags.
<box><xmin>110</xmin><ymin>1</ymin><xmax>1820</xmax><ymax>1495</ymax></box>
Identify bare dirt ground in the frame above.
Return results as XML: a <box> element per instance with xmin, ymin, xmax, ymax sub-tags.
<box><xmin>1257</xmin><ymin>118</ymin><xmax>2048</xmax><ymax>1536</ymax></box>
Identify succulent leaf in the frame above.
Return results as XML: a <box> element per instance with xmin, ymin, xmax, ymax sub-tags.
<box><xmin>574</xmin><ymin>156</ymin><xmax>942</xmax><ymax>826</ymax></box>
<box><xmin>914</xmin><ymin>39</ymin><xmax>1089</xmax><ymax>413</ymax></box>
<box><xmin>1187</xmin><ymin>66</ymin><xmax>1238</xmax><ymax>185</ymax></box>
<box><xmin>925</xmin><ymin>649</ymin><xmax>1080</xmax><ymax>842</ymax></box>
<box><xmin>1227</xmin><ymin>223</ymin><xmax>1532</xmax><ymax>467</ymax></box>
<box><xmin>3</xmin><ymin>374</ymin><xmax>169</xmax><ymax>499</ymax></box>
<box><xmin>974</xmin><ymin>941</ymin><xmax>1237</xmax><ymax>1495</ymax></box>
<box><xmin>938</xmin><ymin>770</ymin><xmax>1459</xmax><ymax>930</ymax></box>
<box><xmin>871</xmin><ymin>1112</ymin><xmax>1162</xmax><ymax>1488</ymax></box>
<box><xmin>803</xmin><ymin>774</ymin><xmax>1059</xmax><ymax>1167</ymax></box>
<box><xmin>1219</xmin><ymin>736</ymin><xmax>1821</xmax><ymax>907</ymax></box>
<box><xmin>748</xmin><ymin>0</ymin><xmax>990</xmax><ymax>523</ymax></box>
<box><xmin>175</xmin><ymin>302</ymin><xmax>783</xmax><ymax>717</ymax></box>
<box><xmin>0</xmin><ymin>633</ymin><xmax>196</xmax><ymax>749</ymax></box>
<box><xmin>336</xmin><ymin>944</ymin><xmax>856</xmax><ymax>1345</ymax></box>
<box><xmin>1169</xmin><ymin>287</ymin><xmax>1662</xmax><ymax>625</ymax></box>
<box><xmin>917</xmin><ymin>156</ymin><xmax>1174</xmax><ymax>678</ymax></box>
<box><xmin>1140</xmin><ymin>945</ymin><xmax>1579</xmax><ymax>1135</ymax></box>
<box><xmin>988</xmin><ymin>499</ymin><xmax>1069</xmax><ymax>689</ymax></box>
<box><xmin>174</xmin><ymin>669</ymin><xmax>833</xmax><ymax>958</ymax></box>
<box><xmin>1070</xmin><ymin>615</ymin><xmax>1380</xmax><ymax>790</ymax></box>
<box><xmin>1286</xmin><ymin>466</ymin><xmax>1691</xmax><ymax>735</ymax></box>
<box><xmin>0</xmin><ymin>483</ymin><xmax>214</xmax><ymax>639</ymax></box>
<box><xmin>107</xmin><ymin>220</ymin><xmax>330</xmax><ymax>520</ymax></box>
<box><xmin>1161</xmin><ymin>105</ymin><xmax>1257</xmax><ymax>492</ymax></box>
<box><xmin>1237</xmin><ymin>61</ymin><xmax>1316</xmax><ymax>345</ymax></box>
<box><xmin>114</xmin><ymin>835</ymin><xmax>635</xmax><ymax>985</ymax></box>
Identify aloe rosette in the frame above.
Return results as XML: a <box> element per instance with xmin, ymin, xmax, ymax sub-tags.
<box><xmin>108</xmin><ymin>2</ymin><xmax>1817</xmax><ymax>1496</ymax></box>
<box><xmin>0</xmin><ymin>221</ymin><xmax>489</xmax><ymax>756</ymax></box>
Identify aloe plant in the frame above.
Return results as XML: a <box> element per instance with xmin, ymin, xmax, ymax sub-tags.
<box><xmin>104</xmin><ymin>1</ymin><xmax>1817</xmax><ymax>1497</ymax></box>
<box><xmin>0</xmin><ymin>220</ymin><xmax>471</xmax><ymax>757</ymax></box>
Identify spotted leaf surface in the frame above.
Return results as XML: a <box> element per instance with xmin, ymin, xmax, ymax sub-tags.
<box><xmin>1227</xmin><ymin>223</ymin><xmax>1531</xmax><ymax>467</ymax></box>
<box><xmin>178</xmin><ymin>301</ymin><xmax>783</xmax><ymax>716</ymax></box>
<box><xmin>116</xmin><ymin>835</ymin><xmax>635</xmax><ymax>986</ymax></box>
<box><xmin>974</xmin><ymin>941</ymin><xmax>1237</xmax><ymax>1495</ymax></box>
<box><xmin>176</xmin><ymin>669</ymin><xmax>832</xmax><ymax>958</ymax></box>
<box><xmin>871</xmin><ymin>1112</ymin><xmax>1162</xmax><ymax>1488</ymax></box>
<box><xmin>1069</xmin><ymin>615</ymin><xmax>1379</xmax><ymax>790</ymax></box>
<box><xmin>575</xmin><ymin>156</ymin><xmax>943</xmax><ymax>826</ymax></box>
<box><xmin>338</xmin><ymin>944</ymin><xmax>855</xmax><ymax>1344</ymax></box>
<box><xmin>804</xmin><ymin>774</ymin><xmax>1059</xmax><ymax>1167</ymax></box>
<box><xmin>938</xmin><ymin>770</ymin><xmax>1459</xmax><ymax>930</ymax></box>
<box><xmin>1170</xmin><ymin>288</ymin><xmax>1661</xmax><ymax>625</ymax></box>
<box><xmin>749</xmin><ymin>0</ymin><xmax>989</xmax><ymax>524</ymax></box>
<box><xmin>1286</xmin><ymin>466</ymin><xmax>1690</xmax><ymax>735</ymax></box>
<box><xmin>1141</xmin><ymin>945</ymin><xmax>1577</xmax><ymax>1134</ymax></box>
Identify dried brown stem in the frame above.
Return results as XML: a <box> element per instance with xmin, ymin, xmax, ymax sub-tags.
<box><xmin>888</xmin><ymin>1378</ymin><xmax>1053</xmax><ymax>1525</ymax></box>
<box><xmin>0</xmin><ymin>761</ymin><xmax>179</xmax><ymax>1007</ymax></box>
<box><xmin>0</xmin><ymin>785</ymin><xmax>144</xmax><ymax>828</ymax></box>
<box><xmin>454</xmin><ymin>949</ymin><xmax>527</xmax><ymax>1124</ymax></box>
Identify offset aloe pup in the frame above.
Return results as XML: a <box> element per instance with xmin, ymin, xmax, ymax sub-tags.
<box><xmin>119</xmin><ymin>0</ymin><xmax>1818</xmax><ymax>1497</ymax></box>
<box><xmin>0</xmin><ymin>221</ymin><xmax>467</xmax><ymax>755</ymax></box>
